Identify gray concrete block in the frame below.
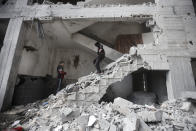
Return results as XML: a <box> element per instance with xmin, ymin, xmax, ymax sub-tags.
<box><xmin>180</xmin><ymin>102</ymin><xmax>192</xmax><ymax>112</ymax></box>
<box><xmin>123</xmin><ymin>117</ymin><xmax>139</xmax><ymax>131</ymax></box>
<box><xmin>112</xmin><ymin>97</ymin><xmax>134</xmax><ymax>116</ymax></box>
<box><xmin>137</xmin><ymin>110</ymin><xmax>163</xmax><ymax>123</ymax></box>
<box><xmin>76</xmin><ymin>115</ymin><xmax>89</xmax><ymax>127</ymax></box>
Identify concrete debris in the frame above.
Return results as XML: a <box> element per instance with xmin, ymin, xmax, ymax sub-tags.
<box><xmin>1</xmin><ymin>96</ymin><xmax>196</xmax><ymax>131</ymax></box>
<box><xmin>87</xmin><ymin>115</ymin><xmax>97</xmax><ymax>127</ymax></box>
<box><xmin>122</xmin><ymin>117</ymin><xmax>139</xmax><ymax>131</ymax></box>
<box><xmin>99</xmin><ymin>119</ymin><xmax>110</xmax><ymax>130</ymax></box>
<box><xmin>112</xmin><ymin>97</ymin><xmax>134</xmax><ymax>115</ymax></box>
<box><xmin>137</xmin><ymin>110</ymin><xmax>162</xmax><ymax>122</ymax></box>
<box><xmin>0</xmin><ymin>51</ymin><xmax>196</xmax><ymax>131</ymax></box>
<box><xmin>109</xmin><ymin>124</ymin><xmax>117</xmax><ymax>131</ymax></box>
<box><xmin>180</xmin><ymin>102</ymin><xmax>192</xmax><ymax>112</ymax></box>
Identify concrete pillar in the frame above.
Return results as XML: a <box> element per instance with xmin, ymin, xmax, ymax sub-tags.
<box><xmin>166</xmin><ymin>57</ymin><xmax>196</xmax><ymax>99</ymax></box>
<box><xmin>0</xmin><ymin>18</ymin><xmax>25</xmax><ymax>111</ymax></box>
<box><xmin>72</xmin><ymin>33</ymin><xmax>122</xmax><ymax>61</ymax></box>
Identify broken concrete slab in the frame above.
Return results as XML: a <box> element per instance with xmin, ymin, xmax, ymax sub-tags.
<box><xmin>61</xmin><ymin>109</ymin><xmax>80</xmax><ymax>123</ymax></box>
<box><xmin>87</xmin><ymin>115</ymin><xmax>97</xmax><ymax>127</ymax></box>
<box><xmin>112</xmin><ymin>98</ymin><xmax>152</xmax><ymax>131</ymax></box>
<box><xmin>112</xmin><ymin>97</ymin><xmax>134</xmax><ymax>116</ymax></box>
<box><xmin>122</xmin><ymin>117</ymin><xmax>139</xmax><ymax>131</ymax></box>
<box><xmin>61</xmin><ymin>107</ymin><xmax>73</xmax><ymax>117</ymax></box>
<box><xmin>180</xmin><ymin>102</ymin><xmax>192</xmax><ymax>112</ymax></box>
<box><xmin>137</xmin><ymin>110</ymin><xmax>163</xmax><ymax>123</ymax></box>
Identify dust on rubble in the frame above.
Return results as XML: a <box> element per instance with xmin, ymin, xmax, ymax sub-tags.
<box><xmin>1</xmin><ymin>93</ymin><xmax>196</xmax><ymax>131</ymax></box>
<box><xmin>1</xmin><ymin>48</ymin><xmax>196</xmax><ymax>131</ymax></box>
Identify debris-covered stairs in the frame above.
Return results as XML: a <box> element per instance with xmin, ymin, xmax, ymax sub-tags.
<box><xmin>64</xmin><ymin>53</ymin><xmax>150</xmax><ymax>105</ymax></box>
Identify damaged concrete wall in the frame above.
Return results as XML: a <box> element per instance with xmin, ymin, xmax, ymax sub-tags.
<box><xmin>17</xmin><ymin>21</ymin><xmax>112</xmax><ymax>78</ymax></box>
<box><xmin>142</xmin><ymin>32</ymin><xmax>154</xmax><ymax>44</ymax></box>
<box><xmin>17</xmin><ymin>23</ymin><xmax>52</xmax><ymax>77</ymax></box>
<box><xmin>84</xmin><ymin>0</ymin><xmax>155</xmax><ymax>5</ymax></box>
<box><xmin>1</xmin><ymin>0</ymin><xmax>196</xmax><ymax>111</ymax></box>
<box><xmin>81</xmin><ymin>22</ymin><xmax>152</xmax><ymax>47</ymax></box>
<box><xmin>167</xmin><ymin>57</ymin><xmax>196</xmax><ymax>98</ymax></box>
<box><xmin>18</xmin><ymin>41</ymin><xmax>51</xmax><ymax>77</ymax></box>
<box><xmin>109</xmin><ymin>74</ymin><xmax>133</xmax><ymax>99</ymax></box>
<box><xmin>50</xmin><ymin>48</ymin><xmax>109</xmax><ymax>79</ymax></box>
<box><xmin>151</xmin><ymin>0</ymin><xmax>196</xmax><ymax>98</ymax></box>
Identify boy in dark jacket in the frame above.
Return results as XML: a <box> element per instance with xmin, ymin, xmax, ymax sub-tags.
<box><xmin>56</xmin><ymin>61</ymin><xmax>66</xmax><ymax>93</ymax></box>
<box><xmin>93</xmin><ymin>42</ymin><xmax>105</xmax><ymax>73</ymax></box>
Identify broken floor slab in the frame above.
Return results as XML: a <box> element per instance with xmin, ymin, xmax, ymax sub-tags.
<box><xmin>137</xmin><ymin>110</ymin><xmax>163</xmax><ymax>123</ymax></box>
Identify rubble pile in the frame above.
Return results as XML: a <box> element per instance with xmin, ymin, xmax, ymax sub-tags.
<box><xmin>1</xmin><ymin>94</ymin><xmax>196</xmax><ymax>131</ymax></box>
<box><xmin>64</xmin><ymin>53</ymin><xmax>150</xmax><ymax>106</ymax></box>
<box><xmin>1</xmin><ymin>48</ymin><xmax>196</xmax><ymax>130</ymax></box>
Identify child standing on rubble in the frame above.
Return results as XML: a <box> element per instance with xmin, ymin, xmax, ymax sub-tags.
<box><xmin>56</xmin><ymin>61</ymin><xmax>66</xmax><ymax>94</ymax></box>
<box><xmin>93</xmin><ymin>42</ymin><xmax>105</xmax><ymax>74</ymax></box>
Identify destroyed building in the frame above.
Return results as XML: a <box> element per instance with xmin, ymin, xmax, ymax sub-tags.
<box><xmin>0</xmin><ymin>0</ymin><xmax>196</xmax><ymax>130</ymax></box>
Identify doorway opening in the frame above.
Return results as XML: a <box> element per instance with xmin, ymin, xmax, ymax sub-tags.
<box><xmin>100</xmin><ymin>69</ymin><xmax>168</xmax><ymax>105</ymax></box>
<box><xmin>191</xmin><ymin>58</ymin><xmax>196</xmax><ymax>85</ymax></box>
